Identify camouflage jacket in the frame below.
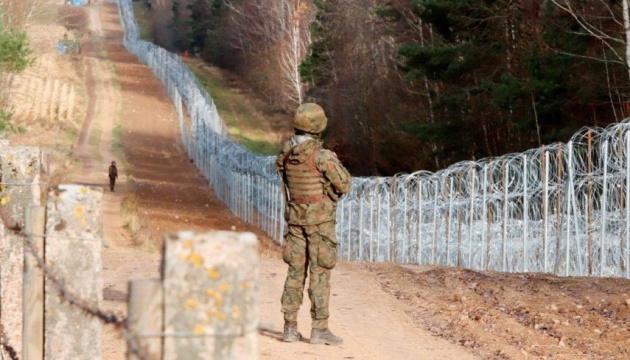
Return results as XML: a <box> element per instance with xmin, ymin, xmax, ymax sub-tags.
<box><xmin>277</xmin><ymin>137</ymin><xmax>352</xmax><ymax>226</ymax></box>
<box><xmin>108</xmin><ymin>165</ymin><xmax>118</xmax><ymax>179</ymax></box>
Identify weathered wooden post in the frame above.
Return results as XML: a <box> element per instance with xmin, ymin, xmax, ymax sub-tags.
<box><xmin>162</xmin><ymin>231</ymin><xmax>258</xmax><ymax>360</ymax></box>
<box><xmin>44</xmin><ymin>185</ymin><xmax>103</xmax><ymax>360</ymax></box>
<box><xmin>23</xmin><ymin>206</ymin><xmax>46</xmax><ymax>360</ymax></box>
<box><xmin>127</xmin><ymin>279</ymin><xmax>163</xmax><ymax>360</ymax></box>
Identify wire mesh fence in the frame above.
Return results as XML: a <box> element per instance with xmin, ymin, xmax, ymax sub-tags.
<box><xmin>117</xmin><ymin>0</ymin><xmax>630</xmax><ymax>278</ymax></box>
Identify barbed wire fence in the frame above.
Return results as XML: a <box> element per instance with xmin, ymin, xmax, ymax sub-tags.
<box><xmin>3</xmin><ymin>180</ymin><xmax>257</xmax><ymax>359</ymax></box>
<box><xmin>0</xmin><ymin>329</ymin><xmax>19</xmax><ymax>360</ymax></box>
<box><xmin>21</xmin><ymin>224</ymin><xmax>150</xmax><ymax>360</ymax></box>
<box><xmin>0</xmin><ymin>139</ymin><xmax>150</xmax><ymax>360</ymax></box>
<box><xmin>0</xmin><ymin>144</ymin><xmax>42</xmax><ymax>359</ymax></box>
<box><xmin>1</xmin><ymin>152</ymin><xmax>253</xmax><ymax>359</ymax></box>
<box><xmin>0</xmin><ymin>1</ymin><xmax>627</xmax><ymax>358</ymax></box>
<box><xmin>116</xmin><ymin>0</ymin><xmax>630</xmax><ymax>279</ymax></box>
<box><xmin>2</xmin><ymin>1</ymin><xmax>628</xmax><ymax>357</ymax></box>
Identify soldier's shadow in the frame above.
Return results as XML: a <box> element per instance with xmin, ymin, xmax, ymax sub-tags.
<box><xmin>258</xmin><ymin>326</ymin><xmax>310</xmax><ymax>343</ymax></box>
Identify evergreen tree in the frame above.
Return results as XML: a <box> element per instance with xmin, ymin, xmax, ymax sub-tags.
<box><xmin>0</xmin><ymin>23</ymin><xmax>32</xmax><ymax>135</ymax></box>
<box><xmin>397</xmin><ymin>0</ymin><xmax>626</xmax><ymax>165</ymax></box>
<box><xmin>300</xmin><ymin>0</ymin><xmax>336</xmax><ymax>86</ymax></box>
<box><xmin>0</xmin><ymin>20</ymin><xmax>32</xmax><ymax>72</ymax></box>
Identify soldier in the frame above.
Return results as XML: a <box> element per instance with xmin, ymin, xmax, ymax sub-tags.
<box><xmin>108</xmin><ymin>161</ymin><xmax>118</xmax><ymax>192</ymax></box>
<box><xmin>277</xmin><ymin>103</ymin><xmax>352</xmax><ymax>345</ymax></box>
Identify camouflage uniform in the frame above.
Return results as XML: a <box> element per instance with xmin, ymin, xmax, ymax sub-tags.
<box><xmin>277</xmin><ymin>134</ymin><xmax>351</xmax><ymax>331</ymax></box>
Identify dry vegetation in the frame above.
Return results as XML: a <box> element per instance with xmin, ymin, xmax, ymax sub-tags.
<box><xmin>370</xmin><ymin>263</ymin><xmax>630</xmax><ymax>359</ymax></box>
<box><xmin>11</xmin><ymin>3</ymin><xmax>630</xmax><ymax>359</ymax></box>
<box><xmin>5</xmin><ymin>2</ymin><xmax>89</xmax><ymax>188</ymax></box>
<box><xmin>185</xmin><ymin>59</ymin><xmax>291</xmax><ymax>154</ymax></box>
<box><xmin>120</xmin><ymin>190</ymin><xmax>157</xmax><ymax>251</ymax></box>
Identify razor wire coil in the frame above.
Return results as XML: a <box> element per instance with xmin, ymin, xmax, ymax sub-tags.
<box><xmin>117</xmin><ymin>0</ymin><xmax>630</xmax><ymax>279</ymax></box>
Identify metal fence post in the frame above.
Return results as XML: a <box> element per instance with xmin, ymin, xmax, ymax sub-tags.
<box><xmin>468</xmin><ymin>169</ymin><xmax>475</xmax><ymax>268</ymax></box>
<box><xmin>544</xmin><ymin>150</ymin><xmax>550</xmax><ymax>273</ymax></box>
<box><xmin>417</xmin><ymin>180</ymin><xmax>423</xmax><ymax>265</ymax></box>
<box><xmin>432</xmin><ymin>181</ymin><xmax>438</xmax><ymax>264</ymax></box>
<box><xmin>601</xmin><ymin>140</ymin><xmax>609</xmax><ymax>276</ymax></box>
<box><xmin>523</xmin><ymin>155</ymin><xmax>528</xmax><ymax>272</ymax></box>
<box><xmin>481</xmin><ymin>167</ymin><xmax>488</xmax><ymax>270</ymax></box>
<box><xmin>447</xmin><ymin>177</ymin><xmax>454</xmax><ymax>266</ymax></box>
<box><xmin>503</xmin><ymin>160</ymin><xmax>508</xmax><ymax>272</ymax></box>
<box><xmin>565</xmin><ymin>141</ymin><xmax>573</xmax><ymax>276</ymax></box>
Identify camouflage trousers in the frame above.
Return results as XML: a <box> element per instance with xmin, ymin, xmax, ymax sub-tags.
<box><xmin>281</xmin><ymin>221</ymin><xmax>338</xmax><ymax>330</ymax></box>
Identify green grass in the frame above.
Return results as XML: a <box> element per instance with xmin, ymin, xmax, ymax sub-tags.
<box><xmin>237</xmin><ymin>136</ymin><xmax>282</xmax><ymax>155</ymax></box>
<box><xmin>112</xmin><ymin>123</ymin><xmax>124</xmax><ymax>156</ymax></box>
<box><xmin>132</xmin><ymin>3</ymin><xmax>152</xmax><ymax>42</ymax></box>
<box><xmin>186</xmin><ymin>61</ymin><xmax>284</xmax><ymax>155</ymax></box>
<box><xmin>59</xmin><ymin>126</ymin><xmax>78</xmax><ymax>149</ymax></box>
<box><xmin>88</xmin><ymin>123</ymin><xmax>103</xmax><ymax>159</ymax></box>
<box><xmin>32</xmin><ymin>4</ymin><xmax>63</xmax><ymax>25</ymax></box>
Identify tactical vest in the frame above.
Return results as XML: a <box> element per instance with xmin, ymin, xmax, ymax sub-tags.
<box><xmin>283</xmin><ymin>147</ymin><xmax>325</xmax><ymax>204</ymax></box>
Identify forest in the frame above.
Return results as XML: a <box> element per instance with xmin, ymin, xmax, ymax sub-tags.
<box><xmin>149</xmin><ymin>0</ymin><xmax>630</xmax><ymax>176</ymax></box>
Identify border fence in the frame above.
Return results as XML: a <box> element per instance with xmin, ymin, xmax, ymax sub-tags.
<box><xmin>1</xmin><ymin>141</ymin><xmax>259</xmax><ymax>359</ymax></box>
<box><xmin>117</xmin><ymin>0</ymin><xmax>630</xmax><ymax>279</ymax></box>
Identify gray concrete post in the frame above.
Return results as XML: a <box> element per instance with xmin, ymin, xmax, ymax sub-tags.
<box><xmin>44</xmin><ymin>185</ymin><xmax>103</xmax><ymax>360</ymax></box>
<box><xmin>0</xmin><ymin>145</ymin><xmax>42</xmax><ymax>227</ymax></box>
<box><xmin>0</xmin><ymin>144</ymin><xmax>42</xmax><ymax>357</ymax></box>
<box><xmin>0</xmin><ymin>226</ymin><xmax>24</xmax><ymax>356</ymax></box>
<box><xmin>163</xmin><ymin>231</ymin><xmax>258</xmax><ymax>360</ymax></box>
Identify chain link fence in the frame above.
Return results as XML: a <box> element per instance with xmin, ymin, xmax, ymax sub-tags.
<box><xmin>116</xmin><ymin>0</ymin><xmax>630</xmax><ymax>279</ymax></box>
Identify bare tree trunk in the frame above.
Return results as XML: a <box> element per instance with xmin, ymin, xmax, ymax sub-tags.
<box><xmin>0</xmin><ymin>0</ymin><xmax>44</xmax><ymax>30</ymax></box>
<box><xmin>603</xmin><ymin>45</ymin><xmax>622</xmax><ymax>120</ymax></box>
<box><xmin>550</xmin><ymin>0</ymin><xmax>630</xmax><ymax>80</ymax></box>
<box><xmin>226</xmin><ymin>0</ymin><xmax>312</xmax><ymax>106</ymax></box>
<box><xmin>531</xmin><ymin>92</ymin><xmax>542</xmax><ymax>147</ymax></box>
<box><xmin>279</xmin><ymin>6</ymin><xmax>308</xmax><ymax>106</ymax></box>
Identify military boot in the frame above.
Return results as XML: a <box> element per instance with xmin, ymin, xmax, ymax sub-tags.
<box><xmin>282</xmin><ymin>321</ymin><xmax>302</xmax><ymax>342</ymax></box>
<box><xmin>310</xmin><ymin>328</ymin><xmax>343</xmax><ymax>345</ymax></box>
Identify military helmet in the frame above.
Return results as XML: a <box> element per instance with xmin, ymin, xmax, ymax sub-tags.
<box><xmin>293</xmin><ymin>103</ymin><xmax>327</xmax><ymax>134</ymax></box>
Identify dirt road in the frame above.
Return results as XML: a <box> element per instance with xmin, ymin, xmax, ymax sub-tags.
<box><xmin>71</xmin><ymin>3</ymin><xmax>480</xmax><ymax>360</ymax></box>
<box><xmin>53</xmin><ymin>2</ymin><xmax>630</xmax><ymax>360</ymax></box>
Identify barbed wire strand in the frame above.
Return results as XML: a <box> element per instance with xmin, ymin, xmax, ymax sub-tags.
<box><xmin>21</xmin><ymin>230</ymin><xmax>150</xmax><ymax>360</ymax></box>
<box><xmin>137</xmin><ymin>326</ymin><xmax>259</xmax><ymax>339</ymax></box>
<box><xmin>24</xmin><ymin>233</ymin><xmax>102</xmax><ymax>242</ymax></box>
<box><xmin>0</xmin><ymin>183</ymin><xmax>46</xmax><ymax>186</ymax></box>
<box><xmin>116</xmin><ymin>0</ymin><xmax>630</xmax><ymax>278</ymax></box>
<box><xmin>0</xmin><ymin>325</ymin><xmax>18</xmax><ymax>360</ymax></box>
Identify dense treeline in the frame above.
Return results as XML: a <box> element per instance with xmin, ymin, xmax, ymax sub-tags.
<box><xmin>151</xmin><ymin>0</ymin><xmax>630</xmax><ymax>176</ymax></box>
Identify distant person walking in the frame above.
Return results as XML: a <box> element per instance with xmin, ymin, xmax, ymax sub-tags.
<box><xmin>108</xmin><ymin>161</ymin><xmax>118</xmax><ymax>191</ymax></box>
<box><xmin>277</xmin><ymin>103</ymin><xmax>352</xmax><ymax>345</ymax></box>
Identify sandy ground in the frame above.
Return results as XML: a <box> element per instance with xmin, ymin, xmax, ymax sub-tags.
<box><xmin>10</xmin><ymin>2</ymin><xmax>630</xmax><ymax>360</ymax></box>
<box><xmin>67</xmin><ymin>3</ymin><xmax>480</xmax><ymax>360</ymax></box>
